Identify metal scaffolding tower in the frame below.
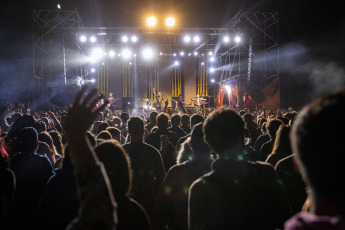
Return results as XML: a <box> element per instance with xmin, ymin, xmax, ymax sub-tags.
<box><xmin>32</xmin><ymin>9</ymin><xmax>82</xmax><ymax>108</ymax></box>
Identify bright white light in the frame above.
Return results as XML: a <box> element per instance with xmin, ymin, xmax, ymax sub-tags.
<box><xmin>131</xmin><ymin>35</ymin><xmax>138</xmax><ymax>42</ymax></box>
<box><xmin>109</xmin><ymin>51</ymin><xmax>115</xmax><ymax>57</ymax></box>
<box><xmin>122</xmin><ymin>36</ymin><xmax>129</xmax><ymax>43</ymax></box>
<box><xmin>235</xmin><ymin>36</ymin><xmax>241</xmax><ymax>43</ymax></box>
<box><xmin>223</xmin><ymin>35</ymin><xmax>230</xmax><ymax>43</ymax></box>
<box><xmin>184</xmin><ymin>35</ymin><xmax>191</xmax><ymax>43</ymax></box>
<box><xmin>180</xmin><ymin>51</ymin><xmax>184</xmax><ymax>56</ymax></box>
<box><xmin>80</xmin><ymin>35</ymin><xmax>87</xmax><ymax>42</ymax></box>
<box><xmin>201</xmin><ymin>62</ymin><xmax>204</xmax><ymax>65</ymax></box>
<box><xmin>90</xmin><ymin>79</ymin><xmax>96</xmax><ymax>83</ymax></box>
<box><xmin>91</xmin><ymin>68</ymin><xmax>96</xmax><ymax>73</ymax></box>
<box><xmin>211</xmin><ymin>79</ymin><xmax>215</xmax><ymax>83</ymax></box>
<box><xmin>90</xmin><ymin>48</ymin><xmax>103</xmax><ymax>62</ymax></box>
<box><xmin>225</xmin><ymin>85</ymin><xmax>231</xmax><ymax>93</ymax></box>
<box><xmin>194</xmin><ymin>52</ymin><xmax>198</xmax><ymax>56</ymax></box>
<box><xmin>147</xmin><ymin>16</ymin><xmax>157</xmax><ymax>26</ymax></box>
<box><xmin>174</xmin><ymin>61</ymin><xmax>179</xmax><ymax>66</ymax></box>
<box><xmin>166</xmin><ymin>17</ymin><xmax>175</xmax><ymax>27</ymax></box>
<box><xmin>193</xmin><ymin>35</ymin><xmax>200</xmax><ymax>43</ymax></box>
<box><xmin>90</xmin><ymin>36</ymin><xmax>97</xmax><ymax>43</ymax></box>
<box><xmin>210</xmin><ymin>67</ymin><xmax>215</xmax><ymax>73</ymax></box>
<box><xmin>122</xmin><ymin>49</ymin><xmax>131</xmax><ymax>59</ymax></box>
<box><xmin>188</xmin><ymin>53</ymin><xmax>191</xmax><ymax>56</ymax></box>
<box><xmin>57</xmin><ymin>4</ymin><xmax>61</xmax><ymax>9</ymax></box>
<box><xmin>144</xmin><ymin>105</ymin><xmax>148</xmax><ymax>109</ymax></box>
<box><xmin>133</xmin><ymin>54</ymin><xmax>137</xmax><ymax>57</ymax></box>
<box><xmin>118</xmin><ymin>53</ymin><xmax>121</xmax><ymax>57</ymax></box>
<box><xmin>210</xmin><ymin>57</ymin><xmax>215</xmax><ymax>62</ymax></box>
<box><xmin>129</xmin><ymin>62</ymin><xmax>132</xmax><ymax>65</ymax></box>
<box><xmin>173</xmin><ymin>53</ymin><xmax>176</xmax><ymax>57</ymax></box>
<box><xmin>160</xmin><ymin>52</ymin><xmax>163</xmax><ymax>56</ymax></box>
<box><xmin>142</xmin><ymin>48</ymin><xmax>154</xmax><ymax>59</ymax></box>
<box><xmin>208</xmin><ymin>51</ymin><xmax>213</xmax><ymax>56</ymax></box>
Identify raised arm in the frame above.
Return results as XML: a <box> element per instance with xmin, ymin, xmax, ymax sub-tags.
<box><xmin>65</xmin><ymin>85</ymin><xmax>117</xmax><ymax>230</ymax></box>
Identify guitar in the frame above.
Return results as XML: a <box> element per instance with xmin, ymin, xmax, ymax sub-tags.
<box><xmin>107</xmin><ymin>97</ymin><xmax>120</xmax><ymax>108</ymax></box>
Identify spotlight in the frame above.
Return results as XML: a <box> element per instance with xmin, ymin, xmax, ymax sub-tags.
<box><xmin>180</xmin><ymin>51</ymin><xmax>184</xmax><ymax>56</ymax></box>
<box><xmin>174</xmin><ymin>61</ymin><xmax>179</xmax><ymax>66</ymax></box>
<box><xmin>80</xmin><ymin>35</ymin><xmax>87</xmax><ymax>42</ymax></box>
<box><xmin>188</xmin><ymin>53</ymin><xmax>191</xmax><ymax>56</ymax></box>
<box><xmin>223</xmin><ymin>35</ymin><xmax>230</xmax><ymax>43</ymax></box>
<box><xmin>235</xmin><ymin>36</ymin><xmax>241</xmax><ymax>43</ymax></box>
<box><xmin>147</xmin><ymin>16</ymin><xmax>157</xmax><ymax>26</ymax></box>
<box><xmin>90</xmin><ymin>48</ymin><xmax>103</xmax><ymax>62</ymax></box>
<box><xmin>90</xmin><ymin>79</ymin><xmax>96</xmax><ymax>83</ymax></box>
<box><xmin>160</xmin><ymin>52</ymin><xmax>163</xmax><ymax>56</ymax></box>
<box><xmin>193</xmin><ymin>35</ymin><xmax>200</xmax><ymax>43</ymax></box>
<box><xmin>210</xmin><ymin>67</ymin><xmax>215</xmax><ymax>73</ymax></box>
<box><xmin>225</xmin><ymin>85</ymin><xmax>231</xmax><ymax>93</ymax></box>
<box><xmin>122</xmin><ymin>35</ymin><xmax>129</xmax><ymax>43</ymax></box>
<box><xmin>142</xmin><ymin>48</ymin><xmax>154</xmax><ymax>59</ymax></box>
<box><xmin>131</xmin><ymin>35</ymin><xmax>138</xmax><ymax>42</ymax></box>
<box><xmin>210</xmin><ymin>57</ymin><xmax>215</xmax><ymax>62</ymax></box>
<box><xmin>211</xmin><ymin>79</ymin><xmax>215</xmax><ymax>83</ymax></box>
<box><xmin>201</xmin><ymin>62</ymin><xmax>204</xmax><ymax>65</ymax></box>
<box><xmin>57</xmin><ymin>4</ymin><xmax>61</xmax><ymax>9</ymax></box>
<box><xmin>173</xmin><ymin>53</ymin><xmax>176</xmax><ymax>57</ymax></box>
<box><xmin>122</xmin><ymin>49</ymin><xmax>131</xmax><ymax>59</ymax></box>
<box><xmin>166</xmin><ymin>17</ymin><xmax>175</xmax><ymax>27</ymax></box>
<box><xmin>184</xmin><ymin>35</ymin><xmax>191</xmax><ymax>43</ymax></box>
<box><xmin>90</xmin><ymin>36</ymin><xmax>97</xmax><ymax>43</ymax></box>
<box><xmin>109</xmin><ymin>51</ymin><xmax>115</xmax><ymax>57</ymax></box>
<box><xmin>90</xmin><ymin>68</ymin><xmax>96</xmax><ymax>73</ymax></box>
<box><xmin>208</xmin><ymin>51</ymin><xmax>213</xmax><ymax>56</ymax></box>
<box><xmin>129</xmin><ymin>62</ymin><xmax>132</xmax><ymax>65</ymax></box>
<box><xmin>194</xmin><ymin>51</ymin><xmax>198</xmax><ymax>56</ymax></box>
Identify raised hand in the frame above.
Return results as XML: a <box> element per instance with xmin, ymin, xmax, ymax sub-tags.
<box><xmin>66</xmin><ymin>85</ymin><xmax>107</xmax><ymax>135</ymax></box>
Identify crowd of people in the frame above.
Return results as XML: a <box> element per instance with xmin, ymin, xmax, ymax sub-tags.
<box><xmin>1</xmin><ymin>85</ymin><xmax>345</xmax><ymax>230</ymax></box>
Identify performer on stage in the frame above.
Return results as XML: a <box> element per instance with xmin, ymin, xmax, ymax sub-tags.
<box><xmin>107</xmin><ymin>92</ymin><xmax>116</xmax><ymax>116</ymax></box>
<box><xmin>195</xmin><ymin>94</ymin><xmax>205</xmax><ymax>113</ymax></box>
<box><xmin>153</xmin><ymin>88</ymin><xmax>164</xmax><ymax>112</ymax></box>
<box><xmin>176</xmin><ymin>94</ymin><xmax>185</xmax><ymax>115</ymax></box>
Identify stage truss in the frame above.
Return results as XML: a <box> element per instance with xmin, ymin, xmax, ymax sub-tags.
<box><xmin>32</xmin><ymin>9</ymin><xmax>279</xmax><ymax>109</ymax></box>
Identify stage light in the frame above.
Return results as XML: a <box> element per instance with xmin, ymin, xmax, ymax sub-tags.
<box><xmin>122</xmin><ymin>49</ymin><xmax>131</xmax><ymax>59</ymax></box>
<box><xmin>194</xmin><ymin>51</ymin><xmax>198</xmax><ymax>56</ymax></box>
<box><xmin>193</xmin><ymin>35</ymin><xmax>200</xmax><ymax>43</ymax></box>
<box><xmin>147</xmin><ymin>16</ymin><xmax>157</xmax><ymax>26</ymax></box>
<box><xmin>90</xmin><ymin>36</ymin><xmax>97</xmax><ymax>43</ymax></box>
<box><xmin>188</xmin><ymin>53</ymin><xmax>191</xmax><ymax>56</ymax></box>
<box><xmin>173</xmin><ymin>53</ymin><xmax>176</xmax><ymax>57</ymax></box>
<box><xmin>129</xmin><ymin>62</ymin><xmax>132</xmax><ymax>65</ymax></box>
<box><xmin>91</xmin><ymin>68</ymin><xmax>96</xmax><ymax>73</ymax></box>
<box><xmin>235</xmin><ymin>36</ymin><xmax>241</xmax><ymax>43</ymax></box>
<box><xmin>201</xmin><ymin>62</ymin><xmax>205</xmax><ymax>65</ymax></box>
<box><xmin>90</xmin><ymin>48</ymin><xmax>103</xmax><ymax>62</ymax></box>
<box><xmin>180</xmin><ymin>51</ymin><xmax>184</xmax><ymax>56</ymax></box>
<box><xmin>174</xmin><ymin>61</ymin><xmax>179</xmax><ymax>66</ymax></box>
<box><xmin>80</xmin><ymin>35</ymin><xmax>87</xmax><ymax>42</ymax></box>
<box><xmin>208</xmin><ymin>51</ymin><xmax>213</xmax><ymax>56</ymax></box>
<box><xmin>211</xmin><ymin>79</ymin><xmax>215</xmax><ymax>83</ymax></box>
<box><xmin>131</xmin><ymin>35</ymin><xmax>138</xmax><ymax>42</ymax></box>
<box><xmin>210</xmin><ymin>67</ymin><xmax>215</xmax><ymax>73</ymax></box>
<box><xmin>210</xmin><ymin>57</ymin><xmax>215</xmax><ymax>62</ymax></box>
<box><xmin>109</xmin><ymin>51</ymin><xmax>115</xmax><ymax>57</ymax></box>
<box><xmin>133</xmin><ymin>54</ymin><xmax>137</xmax><ymax>57</ymax></box>
<box><xmin>225</xmin><ymin>85</ymin><xmax>231</xmax><ymax>93</ymax></box>
<box><xmin>160</xmin><ymin>52</ymin><xmax>163</xmax><ymax>56</ymax></box>
<box><xmin>122</xmin><ymin>35</ymin><xmax>129</xmax><ymax>43</ymax></box>
<box><xmin>57</xmin><ymin>4</ymin><xmax>61</xmax><ymax>9</ymax></box>
<box><xmin>118</xmin><ymin>53</ymin><xmax>121</xmax><ymax>57</ymax></box>
<box><xmin>142</xmin><ymin>48</ymin><xmax>154</xmax><ymax>59</ymax></box>
<box><xmin>223</xmin><ymin>35</ymin><xmax>230</xmax><ymax>43</ymax></box>
<box><xmin>184</xmin><ymin>35</ymin><xmax>191</xmax><ymax>43</ymax></box>
<box><xmin>166</xmin><ymin>17</ymin><xmax>175</xmax><ymax>27</ymax></box>
<box><xmin>90</xmin><ymin>79</ymin><xmax>96</xmax><ymax>83</ymax></box>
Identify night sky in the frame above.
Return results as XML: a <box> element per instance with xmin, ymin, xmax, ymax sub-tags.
<box><xmin>1</xmin><ymin>0</ymin><xmax>345</xmax><ymax>110</ymax></box>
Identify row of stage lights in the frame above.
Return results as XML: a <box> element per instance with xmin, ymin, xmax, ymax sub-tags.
<box><xmin>86</xmin><ymin>47</ymin><xmax>225</xmax><ymax>65</ymax></box>
<box><xmin>79</xmin><ymin>34</ymin><xmax>241</xmax><ymax>45</ymax></box>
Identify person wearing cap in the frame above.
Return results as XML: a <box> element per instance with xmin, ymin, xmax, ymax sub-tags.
<box><xmin>10</xmin><ymin>127</ymin><xmax>55</xmax><ymax>229</ymax></box>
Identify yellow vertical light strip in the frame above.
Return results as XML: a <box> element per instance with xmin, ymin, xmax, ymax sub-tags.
<box><xmin>122</xmin><ymin>63</ymin><xmax>125</xmax><ymax>97</ymax></box>
<box><xmin>106</xmin><ymin>64</ymin><xmax>109</xmax><ymax>96</ymax></box>
<box><xmin>156</xmin><ymin>60</ymin><xmax>159</xmax><ymax>94</ymax></box>
<box><xmin>129</xmin><ymin>64</ymin><xmax>132</xmax><ymax>97</ymax></box>
<box><xmin>100</xmin><ymin>64</ymin><xmax>103</xmax><ymax>94</ymax></box>
<box><xmin>97</xmin><ymin>64</ymin><xmax>100</xmax><ymax>91</ymax></box>
<box><xmin>179</xmin><ymin>68</ymin><xmax>181</xmax><ymax>95</ymax></box>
